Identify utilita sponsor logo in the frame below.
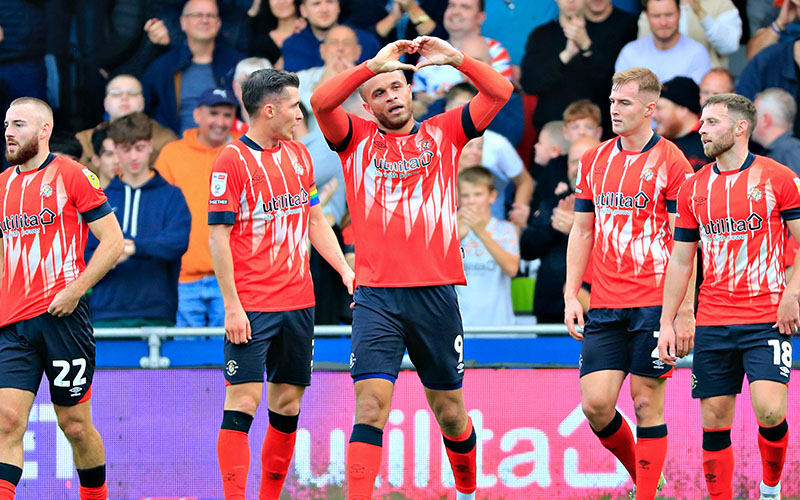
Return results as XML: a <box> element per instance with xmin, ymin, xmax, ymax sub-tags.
<box><xmin>262</xmin><ymin>189</ymin><xmax>309</xmax><ymax>213</ymax></box>
<box><xmin>702</xmin><ymin>213</ymin><xmax>763</xmax><ymax>235</ymax></box>
<box><xmin>1</xmin><ymin>208</ymin><xmax>56</xmax><ymax>232</ymax></box>
<box><xmin>594</xmin><ymin>191</ymin><xmax>649</xmax><ymax>209</ymax></box>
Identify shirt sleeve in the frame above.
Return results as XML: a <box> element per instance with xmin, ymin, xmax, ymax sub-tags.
<box><xmin>208</xmin><ymin>148</ymin><xmax>245</xmax><ymax>225</ymax></box>
<box><xmin>491</xmin><ymin>133</ymin><xmax>524</xmax><ymax>179</ymax></box>
<box><xmin>496</xmin><ymin>221</ymin><xmax>520</xmax><ymax>257</ymax></box>
<box><xmin>573</xmin><ymin>149</ymin><xmax>595</xmax><ymax>213</ymax></box>
<box><xmin>699</xmin><ymin>8</ymin><xmax>742</xmax><ymax>56</ymax></box>
<box><xmin>674</xmin><ymin>179</ymin><xmax>700</xmax><ymax>242</ymax></box>
<box><xmin>299</xmin><ymin>142</ymin><xmax>320</xmax><ymax>209</ymax></box>
<box><xmin>68</xmin><ymin>165</ymin><xmax>111</xmax><ymax>221</ymax></box>
<box><xmin>665</xmin><ymin>148</ymin><xmax>694</xmax><ymax>212</ymax></box>
<box><xmin>776</xmin><ymin>167</ymin><xmax>800</xmax><ymax>220</ymax></box>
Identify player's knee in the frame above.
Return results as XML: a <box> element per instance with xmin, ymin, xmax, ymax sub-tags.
<box><xmin>581</xmin><ymin>397</ymin><xmax>614</xmax><ymax>425</ymax></box>
<box><xmin>57</xmin><ymin>418</ymin><xmax>93</xmax><ymax>444</ymax></box>
<box><xmin>272</xmin><ymin>398</ymin><xmax>300</xmax><ymax>416</ymax></box>
<box><xmin>755</xmin><ymin>405</ymin><xmax>786</xmax><ymax>427</ymax></box>
<box><xmin>0</xmin><ymin>405</ymin><xmax>28</xmax><ymax>439</ymax></box>
<box><xmin>230</xmin><ymin>395</ymin><xmax>260</xmax><ymax>416</ymax></box>
<box><xmin>433</xmin><ymin>405</ymin><xmax>464</xmax><ymax>435</ymax></box>
<box><xmin>354</xmin><ymin>393</ymin><xmax>389</xmax><ymax>427</ymax></box>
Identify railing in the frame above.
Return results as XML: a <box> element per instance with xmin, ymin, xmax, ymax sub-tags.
<box><xmin>93</xmin><ymin>324</ymin><xmax>702</xmax><ymax>370</ymax></box>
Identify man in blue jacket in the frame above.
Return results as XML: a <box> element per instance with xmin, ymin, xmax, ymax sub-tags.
<box><xmin>86</xmin><ymin>112</ymin><xmax>191</xmax><ymax>327</ymax></box>
<box><xmin>141</xmin><ymin>0</ymin><xmax>243</xmax><ymax>135</ymax></box>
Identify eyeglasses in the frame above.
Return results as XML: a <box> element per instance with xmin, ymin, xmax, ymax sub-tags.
<box><xmin>107</xmin><ymin>89</ymin><xmax>142</xmax><ymax>98</ymax></box>
<box><xmin>183</xmin><ymin>12</ymin><xmax>219</xmax><ymax>20</ymax></box>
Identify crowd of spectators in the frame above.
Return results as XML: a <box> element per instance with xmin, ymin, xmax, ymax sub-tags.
<box><xmin>4</xmin><ymin>0</ymin><xmax>800</xmax><ymax>327</ymax></box>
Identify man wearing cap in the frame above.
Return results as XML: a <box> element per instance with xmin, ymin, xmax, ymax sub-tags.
<box><xmin>154</xmin><ymin>88</ymin><xmax>238</xmax><ymax>326</ymax></box>
<box><xmin>653</xmin><ymin>76</ymin><xmax>712</xmax><ymax>171</ymax></box>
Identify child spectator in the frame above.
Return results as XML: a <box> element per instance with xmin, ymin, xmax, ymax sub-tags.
<box><xmin>457</xmin><ymin>167</ymin><xmax>520</xmax><ymax>327</ymax></box>
<box><xmin>86</xmin><ymin>112</ymin><xmax>191</xmax><ymax>327</ymax></box>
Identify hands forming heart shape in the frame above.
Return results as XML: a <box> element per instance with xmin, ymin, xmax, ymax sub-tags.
<box><xmin>367</xmin><ymin>36</ymin><xmax>464</xmax><ymax>74</ymax></box>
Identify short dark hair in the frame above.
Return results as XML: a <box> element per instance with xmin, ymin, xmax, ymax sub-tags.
<box><xmin>445</xmin><ymin>82</ymin><xmax>478</xmax><ymax>107</ymax></box>
<box><xmin>91</xmin><ymin>123</ymin><xmax>110</xmax><ymax>156</ymax></box>
<box><xmin>643</xmin><ymin>0</ymin><xmax>679</xmax><ymax>10</ymax></box>
<box><xmin>241</xmin><ymin>69</ymin><xmax>300</xmax><ymax>119</ymax></box>
<box><xmin>703</xmin><ymin>93</ymin><xmax>758</xmax><ymax>138</ymax></box>
<box><xmin>108</xmin><ymin>112</ymin><xmax>152</xmax><ymax>146</ymax></box>
<box><xmin>50</xmin><ymin>131</ymin><xmax>83</xmax><ymax>160</ymax></box>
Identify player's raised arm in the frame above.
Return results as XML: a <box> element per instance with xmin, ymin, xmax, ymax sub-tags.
<box><xmin>310</xmin><ymin>39</ymin><xmax>416</xmax><ymax>147</ymax></box>
<box><xmin>413</xmin><ymin>36</ymin><xmax>513</xmax><ymax>132</ymax></box>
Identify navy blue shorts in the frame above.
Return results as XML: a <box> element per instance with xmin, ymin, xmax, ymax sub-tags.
<box><xmin>692</xmin><ymin>323</ymin><xmax>792</xmax><ymax>399</ymax></box>
<box><xmin>350</xmin><ymin>285</ymin><xmax>464</xmax><ymax>390</ymax></box>
<box><xmin>0</xmin><ymin>297</ymin><xmax>95</xmax><ymax>406</ymax></box>
<box><xmin>579</xmin><ymin>306</ymin><xmax>673</xmax><ymax>378</ymax></box>
<box><xmin>224</xmin><ymin>307</ymin><xmax>314</xmax><ymax>386</ymax></box>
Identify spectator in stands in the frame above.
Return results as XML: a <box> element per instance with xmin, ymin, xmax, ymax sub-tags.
<box><xmin>142</xmin><ymin>0</ymin><xmax>244</xmax><ymax>135</ymax></box>
<box><xmin>358</xmin><ymin>0</ymin><xmax>441</xmax><ymax>43</ymax></box>
<box><xmin>562</xmin><ymin>98</ymin><xmax>603</xmax><ymax>142</ymax></box>
<box><xmin>297</xmin><ymin>25</ymin><xmax>362</xmax><ymax>123</ymax></box>
<box><xmin>746</xmin><ymin>0</ymin><xmax>799</xmax><ymax>60</ymax></box>
<box><xmin>0</xmin><ymin>0</ymin><xmax>48</xmax><ymax>117</ymax></box>
<box><xmin>412</xmin><ymin>0</ymin><xmax>512</xmax><ymax>98</ymax></box>
<box><xmin>281</xmin><ymin>0</ymin><xmax>379</xmax><ymax>72</ymax></box>
<box><xmin>481</xmin><ymin>0</ymin><xmax>559</xmax><ymax>81</ymax></box>
<box><xmin>636</xmin><ymin>0</ymin><xmax>741</xmax><ymax>69</ymax></box>
<box><xmin>456</xmin><ymin>166</ymin><xmax>519</xmax><ymax>326</ymax></box>
<box><xmin>87</xmin><ymin>112</ymin><xmax>191</xmax><ymax>327</ymax></box>
<box><xmin>698</xmin><ymin>67</ymin><xmax>735</xmax><ymax>105</ymax></box>
<box><xmin>531</xmin><ymin>121</ymin><xmax>571</xmax><ymax>207</ymax></box>
<box><xmin>231</xmin><ymin>57</ymin><xmax>272</xmax><ymax>132</ymax></box>
<box><xmin>520</xmin><ymin>135</ymin><xmax>599</xmax><ymax>324</ymax></box>
<box><xmin>154</xmin><ymin>88</ymin><xmax>236</xmax><ymax>326</ymax></box>
<box><xmin>737</xmin><ymin>38</ymin><xmax>800</xmax><ymax>137</ymax></box>
<box><xmin>753</xmin><ymin>88</ymin><xmax>800</xmax><ymax>174</ymax></box>
<box><xmin>520</xmin><ymin>0</ymin><xmax>637</xmax><ymax>131</ymax></box>
<box><xmin>448</xmin><ymin>84</ymin><xmax>533</xmax><ymax>226</ymax></box>
<box><xmin>615</xmin><ymin>0</ymin><xmax>711</xmax><ymax>83</ymax></box>
<box><xmin>49</xmin><ymin>132</ymin><xmax>84</xmax><ymax>162</ymax></box>
<box><xmin>653</xmin><ymin>76</ymin><xmax>712</xmax><ymax>171</ymax></box>
<box><xmin>76</xmin><ymin>74</ymin><xmax>179</xmax><ymax>168</ymax></box>
<box><xmin>246</xmin><ymin>0</ymin><xmax>308</xmax><ymax>65</ymax></box>
<box><xmin>89</xmin><ymin>125</ymin><xmax>120</xmax><ymax>189</ymax></box>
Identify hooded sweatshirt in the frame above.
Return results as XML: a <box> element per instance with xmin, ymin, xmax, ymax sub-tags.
<box><xmin>86</xmin><ymin>171</ymin><xmax>191</xmax><ymax>323</ymax></box>
<box><xmin>155</xmin><ymin>128</ymin><xmax>230</xmax><ymax>282</ymax></box>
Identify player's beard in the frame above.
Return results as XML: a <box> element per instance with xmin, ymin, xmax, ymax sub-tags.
<box><xmin>6</xmin><ymin>136</ymin><xmax>39</xmax><ymax>166</ymax></box>
<box><xmin>703</xmin><ymin>126</ymin><xmax>735</xmax><ymax>158</ymax></box>
<box><xmin>376</xmin><ymin>105</ymin><xmax>411</xmax><ymax>131</ymax></box>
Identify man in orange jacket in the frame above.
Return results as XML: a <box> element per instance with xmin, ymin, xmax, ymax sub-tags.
<box><xmin>154</xmin><ymin>87</ymin><xmax>238</xmax><ymax>326</ymax></box>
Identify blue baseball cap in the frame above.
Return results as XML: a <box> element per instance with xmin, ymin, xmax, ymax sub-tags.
<box><xmin>197</xmin><ymin>88</ymin><xmax>237</xmax><ymax>108</ymax></box>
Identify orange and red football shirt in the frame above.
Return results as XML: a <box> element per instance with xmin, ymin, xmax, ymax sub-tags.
<box><xmin>0</xmin><ymin>154</ymin><xmax>111</xmax><ymax>326</ymax></box>
<box><xmin>675</xmin><ymin>153</ymin><xmax>800</xmax><ymax>325</ymax></box>
<box><xmin>331</xmin><ymin>106</ymin><xmax>477</xmax><ymax>287</ymax></box>
<box><xmin>574</xmin><ymin>133</ymin><xmax>693</xmax><ymax>309</ymax></box>
<box><xmin>208</xmin><ymin>136</ymin><xmax>319</xmax><ymax>312</ymax></box>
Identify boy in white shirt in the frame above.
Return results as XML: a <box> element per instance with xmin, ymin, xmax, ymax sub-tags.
<box><xmin>456</xmin><ymin>167</ymin><xmax>520</xmax><ymax>326</ymax></box>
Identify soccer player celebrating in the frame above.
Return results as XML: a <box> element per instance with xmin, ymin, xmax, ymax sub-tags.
<box><xmin>659</xmin><ymin>93</ymin><xmax>798</xmax><ymax>500</ymax></box>
<box><xmin>0</xmin><ymin>98</ymin><xmax>124</xmax><ymax>500</ymax></box>
<box><xmin>310</xmin><ymin>37</ymin><xmax>513</xmax><ymax>500</ymax></box>
<box><xmin>209</xmin><ymin>69</ymin><xmax>354</xmax><ymax>500</ymax></box>
<box><xmin>564</xmin><ymin>68</ymin><xmax>694</xmax><ymax>500</ymax></box>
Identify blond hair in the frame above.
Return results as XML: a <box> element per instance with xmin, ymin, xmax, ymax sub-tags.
<box><xmin>612</xmin><ymin>67</ymin><xmax>662</xmax><ymax>100</ymax></box>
